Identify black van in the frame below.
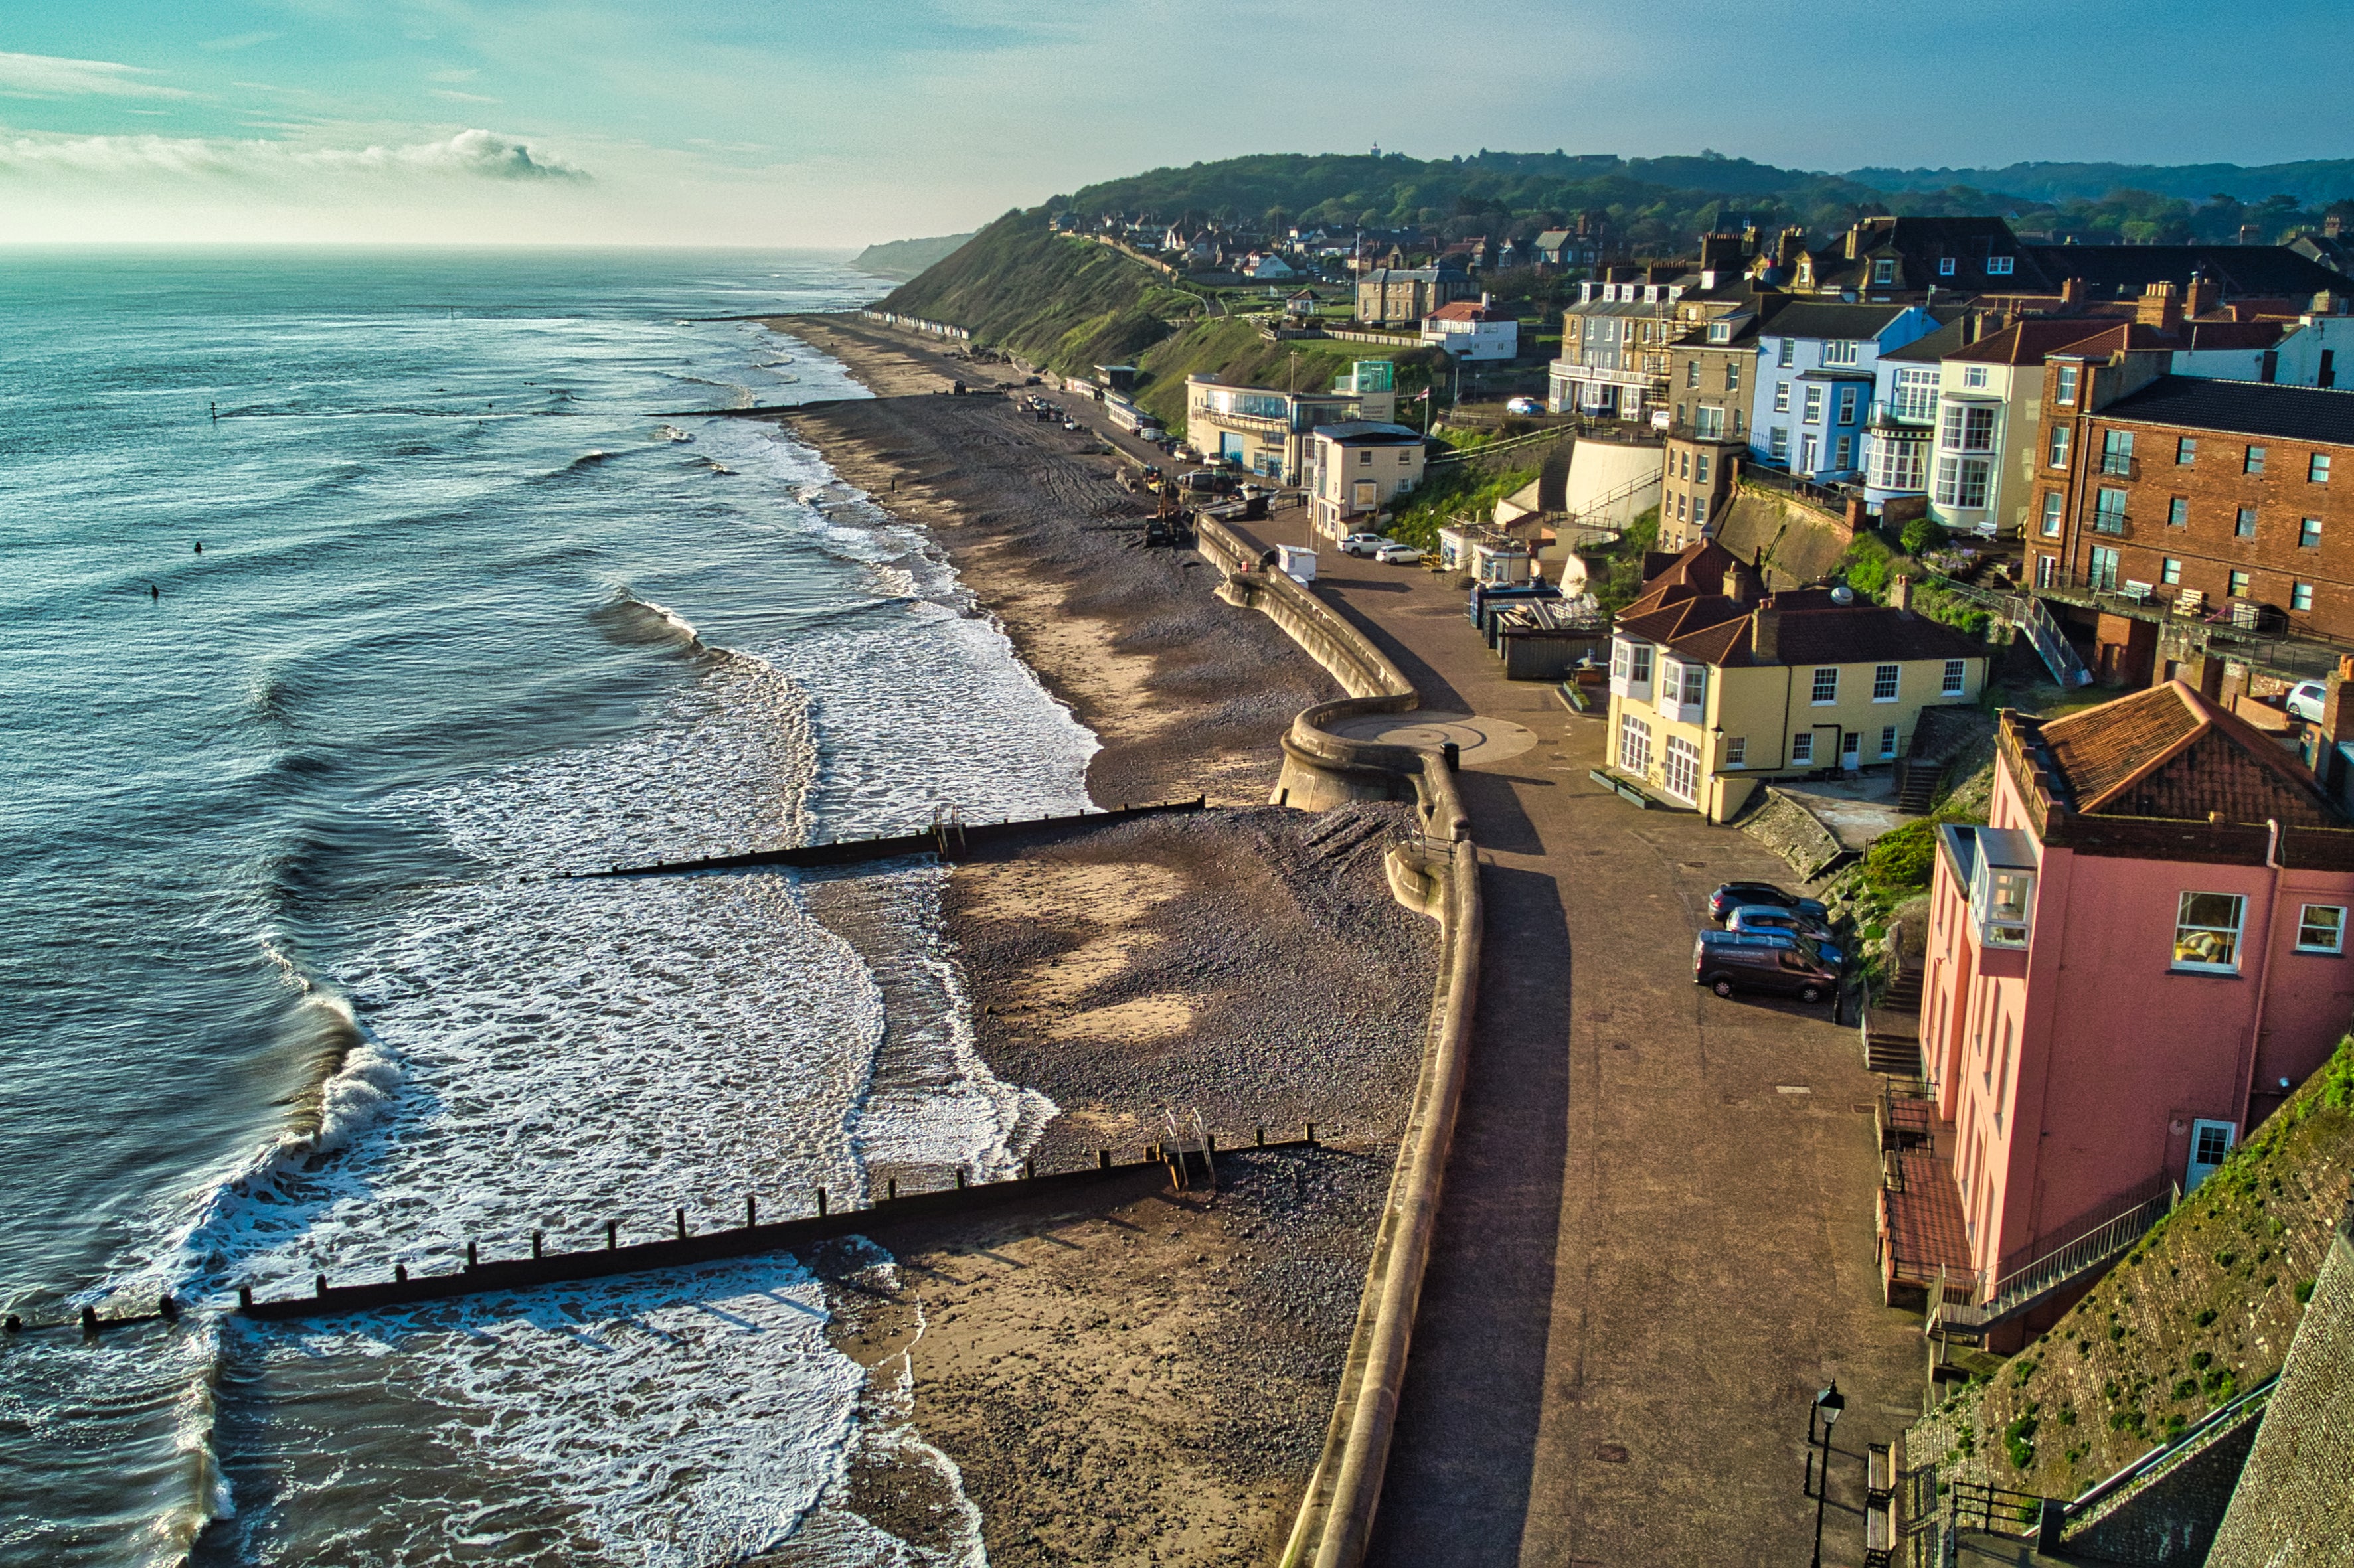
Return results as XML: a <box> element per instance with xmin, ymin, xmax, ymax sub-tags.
<box><xmin>1693</xmin><ymin>929</ymin><xmax>1841</xmax><ymax>1004</ymax></box>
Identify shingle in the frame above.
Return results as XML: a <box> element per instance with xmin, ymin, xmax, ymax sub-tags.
<box><xmin>2098</xmin><ymin>375</ymin><xmax>2354</xmax><ymax>448</ymax></box>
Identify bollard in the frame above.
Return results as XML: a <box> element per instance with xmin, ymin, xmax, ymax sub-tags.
<box><xmin>887</xmin><ymin>1178</ymin><xmax>898</xmax><ymax>1201</ymax></box>
<box><xmin>159</xmin><ymin>1295</ymin><xmax>180</xmax><ymax>1324</ymax></box>
<box><xmin>955</xmin><ymin>1169</ymin><xmax>967</xmax><ymax>1190</ymax></box>
<box><xmin>465</xmin><ymin>1241</ymin><xmax>478</xmax><ymax>1271</ymax></box>
<box><xmin>395</xmin><ymin>1263</ymin><xmax>408</xmax><ymax>1283</ymax></box>
<box><xmin>314</xmin><ymin>1274</ymin><xmax>327</xmax><ymax>1298</ymax></box>
<box><xmin>531</xmin><ymin>1231</ymin><xmax>543</xmax><ymax>1260</ymax></box>
<box><xmin>816</xmin><ymin>1188</ymin><xmax>828</xmax><ymax>1219</ymax></box>
<box><xmin>606</xmin><ymin>1220</ymin><xmax>618</xmax><ymax>1250</ymax></box>
<box><xmin>1306</xmin><ymin>1121</ymin><xmax>1317</xmax><ymax>1146</ymax></box>
<box><xmin>1098</xmin><ymin>1148</ymin><xmax>1111</xmax><ymax>1170</ymax></box>
<box><xmin>1023</xmin><ymin>1158</ymin><xmax>1035</xmax><ymax>1180</ymax></box>
<box><xmin>675</xmin><ymin>1209</ymin><xmax>687</xmax><ymax>1241</ymax></box>
<box><xmin>1256</xmin><ymin>1125</ymin><xmax>1266</xmax><ymax>1147</ymax></box>
<box><xmin>1442</xmin><ymin>740</ymin><xmax>1460</xmax><ymax>772</ymax></box>
<box><xmin>81</xmin><ymin>1306</ymin><xmax>99</xmax><ymax>1334</ymax></box>
<box><xmin>238</xmin><ymin>1286</ymin><xmax>252</xmax><ymax>1312</ymax></box>
<box><xmin>746</xmin><ymin>1194</ymin><xmax>758</xmax><ymax>1227</ymax></box>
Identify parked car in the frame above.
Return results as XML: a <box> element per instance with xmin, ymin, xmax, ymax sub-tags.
<box><xmin>1375</xmin><ymin>543</ymin><xmax>1424</xmax><ymax>564</ymax></box>
<box><xmin>2287</xmin><ymin>680</ymin><xmax>2328</xmax><ymax>722</ymax></box>
<box><xmin>1693</xmin><ymin>930</ymin><xmax>1840</xmax><ymax>1004</ymax></box>
<box><xmin>1706</xmin><ymin>882</ymin><xmax>1825</xmax><ymax>922</ymax></box>
<box><xmin>1339</xmin><ymin>532</ymin><xmax>1388</xmax><ymax>556</ymax></box>
<box><xmin>1505</xmin><ymin>396</ymin><xmax>1545</xmax><ymax>416</ymax></box>
<box><xmin>1726</xmin><ymin>905</ymin><xmax>1845</xmax><ymax>965</ymax></box>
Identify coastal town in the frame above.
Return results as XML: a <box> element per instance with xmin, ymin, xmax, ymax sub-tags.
<box><xmin>790</xmin><ymin>169</ymin><xmax>2354</xmax><ymax>1567</ymax></box>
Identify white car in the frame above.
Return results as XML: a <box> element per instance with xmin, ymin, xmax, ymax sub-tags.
<box><xmin>1375</xmin><ymin>542</ymin><xmax>1424</xmax><ymax>565</ymax></box>
<box><xmin>1339</xmin><ymin>532</ymin><xmax>1388</xmax><ymax>556</ymax></box>
<box><xmin>2287</xmin><ymin>680</ymin><xmax>2329</xmax><ymax>721</ymax></box>
<box><xmin>1505</xmin><ymin>396</ymin><xmax>1545</xmax><ymax>416</ymax></box>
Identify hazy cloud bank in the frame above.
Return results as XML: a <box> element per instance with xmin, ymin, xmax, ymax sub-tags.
<box><xmin>0</xmin><ymin>128</ymin><xmax>587</xmax><ymax>183</ymax></box>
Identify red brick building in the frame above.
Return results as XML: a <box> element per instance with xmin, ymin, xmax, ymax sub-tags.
<box><xmin>2032</xmin><ymin>353</ymin><xmax>2354</xmax><ymax>684</ymax></box>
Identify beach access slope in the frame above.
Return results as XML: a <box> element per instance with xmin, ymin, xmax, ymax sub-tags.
<box><xmin>751</xmin><ymin>314</ymin><xmax>1443</xmax><ymax>1565</ymax></box>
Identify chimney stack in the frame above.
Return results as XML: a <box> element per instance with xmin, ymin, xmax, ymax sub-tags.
<box><xmin>2186</xmin><ymin>270</ymin><xmax>2220</xmax><ymax>319</ymax></box>
<box><xmin>2060</xmin><ymin>276</ymin><xmax>2086</xmax><ymax>309</ymax></box>
<box><xmin>2136</xmin><ymin>281</ymin><xmax>2183</xmax><ymax>333</ymax></box>
<box><xmin>1752</xmin><ymin>605</ymin><xmax>1780</xmax><ymax>662</ymax></box>
<box><xmin>1892</xmin><ymin>574</ymin><xmax>1914</xmax><ymax>613</ymax></box>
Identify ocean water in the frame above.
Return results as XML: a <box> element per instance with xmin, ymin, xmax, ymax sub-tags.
<box><xmin>0</xmin><ymin>251</ymin><xmax>1094</xmax><ymax>1565</ymax></box>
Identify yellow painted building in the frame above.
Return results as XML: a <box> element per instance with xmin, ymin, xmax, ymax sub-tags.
<box><xmin>1603</xmin><ymin>542</ymin><xmax>1991</xmax><ymax>821</ymax></box>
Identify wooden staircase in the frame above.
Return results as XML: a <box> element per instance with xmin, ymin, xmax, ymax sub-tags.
<box><xmin>1864</xmin><ymin>941</ymin><xmax>1925</xmax><ymax>1077</ymax></box>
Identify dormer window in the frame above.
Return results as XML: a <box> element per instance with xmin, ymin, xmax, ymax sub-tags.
<box><xmin>1987</xmin><ymin>256</ymin><xmax>2015</xmax><ymax>277</ymax></box>
<box><xmin>1939</xmin><ymin>257</ymin><xmax>1956</xmax><ymax>277</ymax></box>
<box><xmin>1871</xmin><ymin>259</ymin><xmax>1896</xmax><ymax>285</ymax></box>
<box><xmin>1707</xmin><ymin>321</ymin><xmax>1730</xmax><ymax>343</ymax></box>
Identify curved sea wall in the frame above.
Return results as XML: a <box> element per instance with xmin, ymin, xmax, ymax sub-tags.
<box><xmin>1195</xmin><ymin>515</ymin><xmax>1483</xmax><ymax>1568</ymax></box>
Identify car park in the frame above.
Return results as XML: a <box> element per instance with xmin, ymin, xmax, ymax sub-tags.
<box><xmin>2287</xmin><ymin>680</ymin><xmax>2328</xmax><ymax>722</ymax></box>
<box><xmin>1693</xmin><ymin>930</ymin><xmax>1840</xmax><ymax>1004</ymax></box>
<box><xmin>1375</xmin><ymin>543</ymin><xmax>1424</xmax><ymax>564</ymax></box>
<box><xmin>1339</xmin><ymin>532</ymin><xmax>1388</xmax><ymax>556</ymax></box>
<box><xmin>1706</xmin><ymin>882</ymin><xmax>1825</xmax><ymax>922</ymax></box>
<box><xmin>1725</xmin><ymin>905</ymin><xmax>1845</xmax><ymax>965</ymax></box>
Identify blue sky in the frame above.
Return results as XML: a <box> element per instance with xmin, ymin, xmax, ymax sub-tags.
<box><xmin>3</xmin><ymin>1</ymin><xmax>2351</xmax><ymax>245</ymax></box>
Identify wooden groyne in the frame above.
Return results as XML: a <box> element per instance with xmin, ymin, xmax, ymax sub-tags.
<box><xmin>234</xmin><ymin>1133</ymin><xmax>1322</xmax><ymax>1324</ymax></box>
<box><xmin>558</xmin><ymin>797</ymin><xmax>1206</xmax><ymax>880</ymax></box>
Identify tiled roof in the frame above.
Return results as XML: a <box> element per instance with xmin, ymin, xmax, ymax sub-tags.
<box><xmin>1942</xmin><ymin>319</ymin><xmax>2118</xmax><ymax>366</ymax></box>
<box><xmin>2097</xmin><ymin>375</ymin><xmax>2354</xmax><ymax>447</ymax></box>
<box><xmin>1427</xmin><ymin>299</ymin><xmax>1511</xmax><ymax>322</ymax></box>
<box><xmin>2037</xmin><ymin>681</ymin><xmax>2339</xmax><ymax>825</ymax></box>
<box><xmin>1616</xmin><ymin>543</ymin><xmax>1987</xmax><ymax>670</ymax></box>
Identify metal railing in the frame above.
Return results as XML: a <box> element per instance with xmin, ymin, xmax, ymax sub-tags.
<box><xmin>1742</xmin><ymin>463</ymin><xmax>1853</xmax><ymax>511</ymax></box>
<box><xmin>1945</xmin><ymin>1478</ymin><xmax>2059</xmax><ymax>1539</ymax></box>
<box><xmin>1932</xmin><ymin>1178</ymin><xmax>2176</xmax><ymax>1334</ymax></box>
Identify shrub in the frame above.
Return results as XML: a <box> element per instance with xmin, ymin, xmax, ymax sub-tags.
<box><xmin>1864</xmin><ymin>819</ymin><xmax>1938</xmax><ymax>891</ymax></box>
<box><xmin>1901</xmin><ymin>515</ymin><xmax>1950</xmax><ymax>556</ymax></box>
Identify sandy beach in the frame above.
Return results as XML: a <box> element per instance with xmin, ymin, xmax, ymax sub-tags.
<box><xmin>753</xmin><ymin>313</ymin><xmax>1437</xmax><ymax>1565</ymax></box>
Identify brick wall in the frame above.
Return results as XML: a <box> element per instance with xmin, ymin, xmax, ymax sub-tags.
<box><xmin>2037</xmin><ymin>397</ymin><xmax>2354</xmax><ymax>642</ymax></box>
<box><xmin>2206</xmin><ymin>1214</ymin><xmax>2354</xmax><ymax>1566</ymax></box>
<box><xmin>2060</xmin><ymin>1403</ymin><xmax>2265</xmax><ymax>1566</ymax></box>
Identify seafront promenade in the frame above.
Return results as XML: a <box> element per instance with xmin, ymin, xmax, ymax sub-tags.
<box><xmin>760</xmin><ymin>315</ymin><xmax>1925</xmax><ymax>1563</ymax></box>
<box><xmin>1219</xmin><ymin>509</ymin><xmax>1922</xmax><ymax>1567</ymax></box>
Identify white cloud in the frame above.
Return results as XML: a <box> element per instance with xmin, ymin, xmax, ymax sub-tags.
<box><xmin>429</xmin><ymin>88</ymin><xmax>503</xmax><ymax>104</ymax></box>
<box><xmin>0</xmin><ymin>50</ymin><xmax>193</xmax><ymax>101</ymax></box>
<box><xmin>0</xmin><ymin>127</ymin><xmax>587</xmax><ymax>183</ymax></box>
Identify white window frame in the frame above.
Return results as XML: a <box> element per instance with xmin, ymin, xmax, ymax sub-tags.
<box><xmin>2173</xmin><ymin>891</ymin><xmax>2246</xmax><ymax>974</ymax></box>
<box><xmin>1724</xmin><ymin>735</ymin><xmax>1746</xmax><ymax>768</ymax></box>
<box><xmin>1803</xmin><ymin>384</ymin><xmax>1825</xmax><ymax>424</ymax></box>
<box><xmin>2294</xmin><ymin>582</ymin><xmax>2315</xmax><ymax>611</ymax></box>
<box><xmin>2040</xmin><ymin>491</ymin><xmax>2064</xmax><ymax>536</ymax></box>
<box><xmin>1824</xmin><ymin>339</ymin><xmax>1859</xmax><ymax>367</ymax></box>
<box><xmin>1963</xmin><ymin>365</ymin><xmax>1989</xmax><ymax>389</ymax></box>
<box><xmin>1941</xmin><ymin>659</ymin><xmax>1967</xmax><ymax>696</ymax></box>
<box><xmin>1810</xmin><ymin>667</ymin><xmax>1839</xmax><ymax>705</ymax></box>
<box><xmin>1879</xmin><ymin>724</ymin><xmax>1899</xmax><ymax>759</ymax></box>
<box><xmin>1872</xmin><ymin>664</ymin><xmax>1901</xmax><ymax>702</ymax></box>
<box><xmin>1617</xmin><ymin>711</ymin><xmax>1653</xmax><ymax>775</ymax></box>
<box><xmin>1987</xmin><ymin>255</ymin><xmax>2015</xmax><ymax>276</ymax></box>
<box><xmin>1790</xmin><ymin>732</ymin><xmax>1815</xmax><ymax>763</ymax></box>
<box><xmin>2297</xmin><ymin>904</ymin><xmax>2345</xmax><ymax>953</ymax></box>
<box><xmin>1663</xmin><ymin>734</ymin><xmax>1701</xmax><ymax>803</ymax></box>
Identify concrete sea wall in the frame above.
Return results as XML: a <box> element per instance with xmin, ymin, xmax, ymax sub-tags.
<box><xmin>1197</xmin><ymin>514</ymin><xmax>1485</xmax><ymax>1568</ymax></box>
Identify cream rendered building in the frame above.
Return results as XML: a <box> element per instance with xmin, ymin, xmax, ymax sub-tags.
<box><xmin>1603</xmin><ymin>542</ymin><xmax>1991</xmax><ymax>821</ymax></box>
<box><xmin>1927</xmin><ymin>320</ymin><xmax>2116</xmax><ymax>539</ymax></box>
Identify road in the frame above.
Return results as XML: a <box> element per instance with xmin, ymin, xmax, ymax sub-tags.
<box><xmin>1224</xmin><ymin>512</ymin><xmax>1924</xmax><ymax>1568</ymax></box>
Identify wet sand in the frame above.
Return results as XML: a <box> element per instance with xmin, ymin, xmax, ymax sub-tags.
<box><xmin>757</xmin><ymin>315</ymin><xmax>1438</xmax><ymax>1564</ymax></box>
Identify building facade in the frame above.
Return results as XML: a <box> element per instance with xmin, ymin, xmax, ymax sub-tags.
<box><xmin>1659</xmin><ymin>306</ymin><xmax>1770</xmax><ymax>548</ymax></box>
<box><xmin>1750</xmin><ymin>302</ymin><xmax>1943</xmax><ymax>484</ymax></box>
<box><xmin>1419</xmin><ymin>297</ymin><xmax>1519</xmax><ymax>361</ymax></box>
<box><xmin>1916</xmin><ymin>689</ymin><xmax>2354</xmax><ymax>1325</ymax></box>
<box><xmin>1602</xmin><ymin>542</ymin><xmax>1989</xmax><ymax>821</ymax></box>
<box><xmin>1307</xmin><ymin>421</ymin><xmax>1426</xmax><ymax>541</ymax></box>
<box><xmin>1354</xmin><ymin>266</ymin><xmax>1471</xmax><ymax>326</ymax></box>
<box><xmin>2033</xmin><ymin>366</ymin><xmax>2354</xmax><ymax>659</ymax></box>
<box><xmin>1183</xmin><ymin>362</ymin><xmax>1398</xmax><ymax>483</ymax></box>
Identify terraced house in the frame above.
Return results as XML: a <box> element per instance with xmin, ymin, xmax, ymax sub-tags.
<box><xmin>1602</xmin><ymin>542</ymin><xmax>1989</xmax><ymax>821</ymax></box>
<box><xmin>1899</xmin><ymin>686</ymin><xmax>2354</xmax><ymax>1348</ymax></box>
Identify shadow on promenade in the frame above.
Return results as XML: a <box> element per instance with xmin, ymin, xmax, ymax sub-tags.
<box><xmin>1368</xmin><ymin>861</ymin><xmax>1572</xmax><ymax>1567</ymax></box>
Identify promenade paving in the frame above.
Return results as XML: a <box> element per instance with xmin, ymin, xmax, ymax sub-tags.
<box><xmin>1227</xmin><ymin>514</ymin><xmax>1926</xmax><ymax>1568</ymax></box>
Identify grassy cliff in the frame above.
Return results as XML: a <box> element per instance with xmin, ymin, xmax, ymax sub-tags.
<box><xmin>878</xmin><ymin>211</ymin><xmax>1193</xmax><ymax>374</ymax></box>
<box><xmin>851</xmin><ymin>232</ymin><xmax>977</xmax><ymax>281</ymax></box>
<box><xmin>1910</xmin><ymin>1038</ymin><xmax>2354</xmax><ymax>1499</ymax></box>
<box><xmin>1124</xmin><ymin>319</ymin><xmax>1444</xmax><ymax>429</ymax></box>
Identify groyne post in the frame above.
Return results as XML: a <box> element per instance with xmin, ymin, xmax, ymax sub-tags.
<box><xmin>605</xmin><ymin>1220</ymin><xmax>618</xmax><ymax>1250</ymax></box>
<box><xmin>465</xmin><ymin>1242</ymin><xmax>477</xmax><ymax>1271</ymax></box>
<box><xmin>746</xmin><ymin>1194</ymin><xmax>758</xmax><ymax>1227</ymax></box>
<box><xmin>674</xmin><ymin>1209</ymin><xmax>687</xmax><ymax>1241</ymax></box>
<box><xmin>531</xmin><ymin>1231</ymin><xmax>543</xmax><ymax>1260</ymax></box>
<box><xmin>815</xmin><ymin>1188</ymin><xmax>828</xmax><ymax>1219</ymax></box>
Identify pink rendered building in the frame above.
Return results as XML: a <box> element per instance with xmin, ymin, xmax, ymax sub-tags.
<box><xmin>1888</xmin><ymin>682</ymin><xmax>2354</xmax><ymax>1346</ymax></box>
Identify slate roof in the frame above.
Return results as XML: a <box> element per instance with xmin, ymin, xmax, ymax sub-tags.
<box><xmin>1942</xmin><ymin>319</ymin><xmax>2121</xmax><ymax>366</ymax></box>
<box><xmin>2035</xmin><ymin>681</ymin><xmax>2341</xmax><ymax>825</ymax></box>
<box><xmin>2021</xmin><ymin>244</ymin><xmax>2353</xmax><ymax>301</ymax></box>
<box><xmin>1315</xmin><ymin>421</ymin><xmax>1424</xmax><ymax>443</ymax></box>
<box><xmin>2096</xmin><ymin>375</ymin><xmax>2354</xmax><ymax>447</ymax></box>
<box><xmin>1879</xmin><ymin>317</ymin><xmax>1977</xmax><ymax>364</ymax></box>
<box><xmin>1758</xmin><ymin>301</ymin><xmax>1922</xmax><ymax>343</ymax></box>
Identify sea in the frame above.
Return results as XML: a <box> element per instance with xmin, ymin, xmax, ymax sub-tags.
<box><xmin>0</xmin><ymin>250</ymin><xmax>1097</xmax><ymax>1566</ymax></box>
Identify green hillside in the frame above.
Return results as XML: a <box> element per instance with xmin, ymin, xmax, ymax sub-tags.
<box><xmin>878</xmin><ymin>211</ymin><xmax>1192</xmax><ymax>374</ymax></box>
<box><xmin>1123</xmin><ymin>318</ymin><xmax>1443</xmax><ymax>430</ymax></box>
<box><xmin>1910</xmin><ymin>1038</ymin><xmax>2354</xmax><ymax>1500</ymax></box>
<box><xmin>850</xmin><ymin>232</ymin><xmax>976</xmax><ymax>281</ymax></box>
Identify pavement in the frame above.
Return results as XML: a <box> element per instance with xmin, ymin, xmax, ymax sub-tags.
<box><xmin>1224</xmin><ymin>512</ymin><xmax>1928</xmax><ymax>1568</ymax></box>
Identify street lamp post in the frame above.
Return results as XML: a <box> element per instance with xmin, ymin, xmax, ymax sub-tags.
<box><xmin>1808</xmin><ymin>1381</ymin><xmax>1846</xmax><ymax>1568</ymax></box>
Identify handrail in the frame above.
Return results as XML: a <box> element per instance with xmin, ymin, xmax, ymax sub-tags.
<box><xmin>2064</xmin><ymin>1371</ymin><xmax>2280</xmax><ymax>1518</ymax></box>
<box><xmin>1934</xmin><ymin>1181</ymin><xmax>2175</xmax><ymax>1330</ymax></box>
